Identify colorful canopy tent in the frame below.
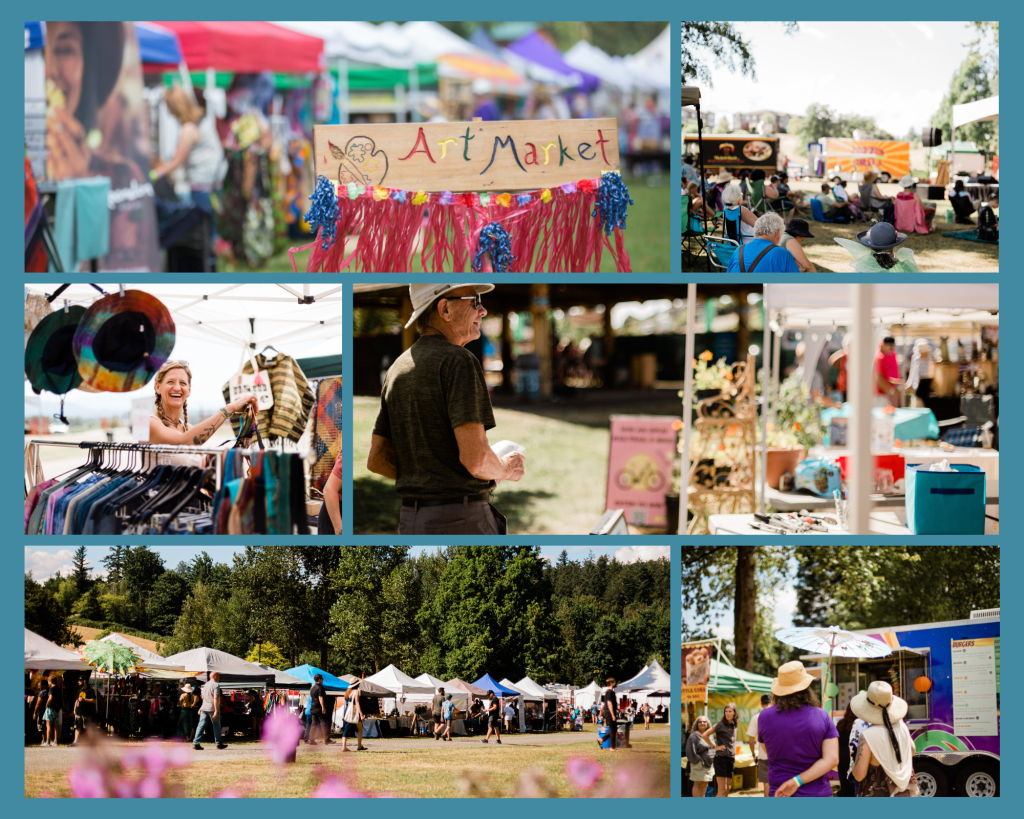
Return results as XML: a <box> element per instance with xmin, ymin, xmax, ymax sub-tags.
<box><xmin>25</xmin><ymin>628</ymin><xmax>93</xmax><ymax>671</ymax></box>
<box><xmin>506</xmin><ymin>30</ymin><xmax>598</xmax><ymax>91</ymax></box>
<box><xmin>251</xmin><ymin>663</ymin><xmax>310</xmax><ymax>689</ymax></box>
<box><xmin>162</xmin><ymin>646</ymin><xmax>276</xmax><ymax>685</ymax></box>
<box><xmin>283</xmin><ymin>664</ymin><xmax>348</xmax><ymax>691</ymax></box>
<box><xmin>703</xmin><ymin>658</ymin><xmax>773</xmax><ymax>694</ymax></box>
<box><xmin>136</xmin><ymin>22</ymin><xmax>183</xmax><ymax>66</ymax></box>
<box><xmin>445</xmin><ymin>677</ymin><xmax>489</xmax><ymax>698</ymax></box>
<box><xmin>473</xmin><ymin>673</ymin><xmax>520</xmax><ymax>697</ymax></box>
<box><xmin>99</xmin><ymin>633</ymin><xmax>185</xmax><ymax>673</ymax></box>
<box><xmin>149</xmin><ymin>21</ymin><xmax>324</xmax><ymax>73</ymax></box>
<box><xmin>513</xmin><ymin>676</ymin><xmax>558</xmax><ymax>700</ymax></box>
<box><xmin>365</xmin><ymin>664</ymin><xmax>434</xmax><ymax>696</ymax></box>
<box><xmin>618</xmin><ymin>659</ymin><xmax>671</xmax><ymax>695</ymax></box>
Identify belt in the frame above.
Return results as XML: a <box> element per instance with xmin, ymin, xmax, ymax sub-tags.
<box><xmin>402</xmin><ymin>494</ymin><xmax>489</xmax><ymax>508</ymax></box>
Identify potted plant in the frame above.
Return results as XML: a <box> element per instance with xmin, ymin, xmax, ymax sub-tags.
<box><xmin>759</xmin><ymin>374</ymin><xmax>825</xmax><ymax>489</ymax></box>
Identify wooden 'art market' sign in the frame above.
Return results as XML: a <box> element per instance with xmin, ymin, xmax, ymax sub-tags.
<box><xmin>313</xmin><ymin>118</ymin><xmax>620</xmax><ymax>193</ymax></box>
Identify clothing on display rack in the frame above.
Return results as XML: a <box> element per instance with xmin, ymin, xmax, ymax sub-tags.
<box><xmin>24</xmin><ymin>442</ymin><xmax>310</xmax><ymax>535</ymax></box>
<box><xmin>222</xmin><ymin>351</ymin><xmax>315</xmax><ymax>444</ymax></box>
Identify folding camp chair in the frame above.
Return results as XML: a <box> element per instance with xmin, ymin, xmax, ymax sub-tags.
<box><xmin>704</xmin><ymin>236</ymin><xmax>740</xmax><ymax>271</ymax></box>
<box><xmin>748</xmin><ymin>179</ymin><xmax>769</xmax><ymax>216</ymax></box>
<box><xmin>681</xmin><ymin>195</ymin><xmax>712</xmax><ymax>270</ymax></box>
<box><xmin>809</xmin><ymin>198</ymin><xmax>838</xmax><ymax>223</ymax></box>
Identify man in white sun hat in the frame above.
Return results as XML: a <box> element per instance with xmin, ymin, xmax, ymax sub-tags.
<box><xmin>367</xmin><ymin>284</ymin><xmax>525</xmax><ymax>534</ymax></box>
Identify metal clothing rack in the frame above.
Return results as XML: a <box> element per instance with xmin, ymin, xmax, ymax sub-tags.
<box><xmin>28</xmin><ymin>440</ymin><xmax>310</xmax><ymax>501</ymax></box>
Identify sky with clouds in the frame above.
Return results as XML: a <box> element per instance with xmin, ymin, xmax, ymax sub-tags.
<box><xmin>689</xmin><ymin>21</ymin><xmax>988</xmax><ymax>137</ymax></box>
<box><xmin>26</xmin><ymin>545</ymin><xmax>670</xmax><ymax>581</ymax></box>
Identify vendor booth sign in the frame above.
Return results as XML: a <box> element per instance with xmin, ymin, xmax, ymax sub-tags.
<box><xmin>314</xmin><ymin>119</ymin><xmax>619</xmax><ymax>193</ymax></box>
<box><xmin>682</xmin><ymin>642</ymin><xmax>714</xmax><ymax>702</ymax></box>
<box><xmin>606</xmin><ymin>415</ymin><xmax>678</xmax><ymax>528</ymax></box>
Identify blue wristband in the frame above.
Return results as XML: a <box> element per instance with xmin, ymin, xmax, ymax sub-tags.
<box><xmin>793</xmin><ymin>775</ymin><xmax>804</xmax><ymax>788</ymax></box>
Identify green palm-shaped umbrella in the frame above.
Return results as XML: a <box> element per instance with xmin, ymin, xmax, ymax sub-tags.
<box><xmin>82</xmin><ymin>641</ymin><xmax>140</xmax><ymax>721</ymax></box>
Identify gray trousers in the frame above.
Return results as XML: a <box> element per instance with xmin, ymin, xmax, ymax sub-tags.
<box><xmin>399</xmin><ymin>499</ymin><xmax>507</xmax><ymax>535</ymax></box>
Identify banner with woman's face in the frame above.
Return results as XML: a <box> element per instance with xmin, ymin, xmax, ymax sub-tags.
<box><xmin>45</xmin><ymin>21</ymin><xmax>159</xmax><ymax>272</ymax></box>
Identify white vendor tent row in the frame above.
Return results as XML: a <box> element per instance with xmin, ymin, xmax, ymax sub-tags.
<box><xmin>25</xmin><ymin>283</ymin><xmax>344</xmax><ymax>351</ymax></box>
<box><xmin>162</xmin><ymin>646</ymin><xmax>278</xmax><ymax>686</ymax></box>
<box><xmin>515</xmin><ymin>676</ymin><xmax>559</xmax><ymax>700</ymax></box>
<box><xmin>618</xmin><ymin>659</ymin><xmax>671</xmax><ymax>695</ymax></box>
<box><xmin>573</xmin><ymin>680</ymin><xmax>604</xmax><ymax>710</ymax></box>
<box><xmin>414</xmin><ymin>672</ymin><xmax>469</xmax><ymax>706</ymax></box>
<box><xmin>758</xmin><ymin>283</ymin><xmax>999</xmax><ymax>534</ymax></box>
<box><xmin>25</xmin><ymin>628</ymin><xmax>93</xmax><ymax>671</ymax></box>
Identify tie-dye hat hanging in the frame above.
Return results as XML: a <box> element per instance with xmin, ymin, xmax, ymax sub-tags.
<box><xmin>25</xmin><ymin>305</ymin><xmax>87</xmax><ymax>395</ymax></box>
<box><xmin>73</xmin><ymin>290</ymin><xmax>175</xmax><ymax>392</ymax></box>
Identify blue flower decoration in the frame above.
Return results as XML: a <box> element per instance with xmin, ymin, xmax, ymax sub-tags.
<box><xmin>305</xmin><ymin>175</ymin><xmax>339</xmax><ymax>250</ymax></box>
<box><xmin>592</xmin><ymin>172</ymin><xmax>634</xmax><ymax>236</ymax></box>
<box><xmin>473</xmin><ymin>222</ymin><xmax>516</xmax><ymax>273</ymax></box>
<box><xmin>392</xmin><ymin>189</ymin><xmax>408</xmax><ymax>203</ymax></box>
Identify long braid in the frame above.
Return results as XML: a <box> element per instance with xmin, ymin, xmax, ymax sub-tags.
<box><xmin>183</xmin><ymin>401</ymin><xmax>189</xmax><ymax>431</ymax></box>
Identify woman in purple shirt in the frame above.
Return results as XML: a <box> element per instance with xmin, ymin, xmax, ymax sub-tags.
<box><xmin>757</xmin><ymin>661</ymin><xmax>840</xmax><ymax>797</ymax></box>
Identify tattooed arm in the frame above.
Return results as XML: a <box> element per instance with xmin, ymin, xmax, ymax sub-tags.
<box><xmin>148</xmin><ymin>394</ymin><xmax>259</xmax><ymax>446</ymax></box>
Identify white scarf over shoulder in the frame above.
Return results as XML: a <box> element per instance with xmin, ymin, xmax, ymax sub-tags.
<box><xmin>863</xmin><ymin>721</ymin><xmax>915</xmax><ymax>792</ymax></box>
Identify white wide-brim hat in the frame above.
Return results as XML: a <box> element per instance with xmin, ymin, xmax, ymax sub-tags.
<box><xmin>898</xmin><ymin>175</ymin><xmax>917</xmax><ymax>188</ymax></box>
<box><xmin>405</xmin><ymin>283</ymin><xmax>495</xmax><ymax>329</ymax></box>
<box><xmin>851</xmin><ymin>680</ymin><xmax>908</xmax><ymax>725</ymax></box>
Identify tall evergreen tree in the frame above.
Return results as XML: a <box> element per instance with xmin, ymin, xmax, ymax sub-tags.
<box><xmin>72</xmin><ymin>546</ymin><xmax>92</xmax><ymax>591</ymax></box>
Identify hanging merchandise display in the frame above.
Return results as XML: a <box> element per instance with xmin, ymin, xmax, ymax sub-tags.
<box><xmin>73</xmin><ymin>290</ymin><xmax>176</xmax><ymax>392</ymax></box>
<box><xmin>310</xmin><ymin>376</ymin><xmax>342</xmax><ymax>494</ymax></box>
<box><xmin>24</xmin><ymin>442</ymin><xmax>309</xmax><ymax>536</ymax></box>
<box><xmin>25</xmin><ymin>306</ymin><xmax>87</xmax><ymax>395</ymax></box>
<box><xmin>293</xmin><ymin>120</ymin><xmax>633</xmax><ymax>273</ymax></box>
<box><xmin>222</xmin><ymin>352</ymin><xmax>315</xmax><ymax>444</ymax></box>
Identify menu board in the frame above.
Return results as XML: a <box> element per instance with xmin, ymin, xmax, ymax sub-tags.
<box><xmin>951</xmin><ymin>637</ymin><xmax>998</xmax><ymax>736</ymax></box>
<box><xmin>682</xmin><ymin>642</ymin><xmax>714</xmax><ymax>703</ymax></box>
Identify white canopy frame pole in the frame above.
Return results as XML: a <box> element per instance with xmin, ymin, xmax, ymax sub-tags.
<box><xmin>759</xmin><ymin>288</ymin><xmax>771</xmax><ymax>513</ymax></box>
<box><xmin>770</xmin><ymin>320</ymin><xmax>781</xmax><ymax>430</ymax></box>
<box><xmin>850</xmin><ymin>283</ymin><xmax>874</xmax><ymax>534</ymax></box>
<box><xmin>679</xmin><ymin>283</ymin><xmax>697</xmax><ymax>534</ymax></box>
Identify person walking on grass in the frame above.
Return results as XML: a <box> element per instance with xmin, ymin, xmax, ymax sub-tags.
<box><xmin>193</xmin><ymin>671</ymin><xmax>227</xmax><ymax>750</ymax></box>
<box><xmin>43</xmin><ymin>676</ymin><xmax>62</xmax><ymax>747</ymax></box>
<box><xmin>307</xmin><ymin>673</ymin><xmax>328</xmax><ymax>746</ymax></box>
<box><xmin>71</xmin><ymin>677</ymin><xmax>96</xmax><ymax>746</ymax></box>
<box><xmin>432</xmin><ymin>686</ymin><xmax>446</xmax><ymax>740</ymax></box>
<box><xmin>33</xmin><ymin>677</ymin><xmax>50</xmax><ymax>746</ymax></box>
<box><xmin>602</xmin><ymin>678</ymin><xmax>619</xmax><ymax>751</ymax></box>
<box><xmin>339</xmin><ymin>683</ymin><xmax>367</xmax><ymax>752</ymax></box>
<box><xmin>481</xmin><ymin>691</ymin><xmax>502</xmax><ymax>744</ymax></box>
<box><xmin>442</xmin><ymin>694</ymin><xmax>457</xmax><ymax>741</ymax></box>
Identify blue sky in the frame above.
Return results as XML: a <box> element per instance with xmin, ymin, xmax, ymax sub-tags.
<box><xmin>25</xmin><ymin>545</ymin><xmax>669</xmax><ymax>581</ymax></box>
<box><xmin>690</xmin><ymin>21</ymin><xmax>989</xmax><ymax>137</ymax></box>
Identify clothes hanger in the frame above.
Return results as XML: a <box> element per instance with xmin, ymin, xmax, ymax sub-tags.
<box><xmin>159</xmin><ymin>467</ymin><xmax>215</xmax><ymax>533</ymax></box>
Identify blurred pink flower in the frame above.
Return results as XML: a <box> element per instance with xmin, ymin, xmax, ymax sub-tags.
<box><xmin>112</xmin><ymin>779</ymin><xmax>136</xmax><ymax>798</ymax></box>
<box><xmin>215</xmin><ymin>789</ymin><xmax>242</xmax><ymax>798</ymax></box>
<box><xmin>121</xmin><ymin>749</ymin><xmax>144</xmax><ymax>769</ymax></box>
<box><xmin>566</xmin><ymin>757</ymin><xmax>603</xmax><ymax>790</ymax></box>
<box><xmin>262</xmin><ymin>710</ymin><xmax>303</xmax><ymax>765</ymax></box>
<box><xmin>138</xmin><ymin>776</ymin><xmax>163</xmax><ymax>799</ymax></box>
<box><xmin>143</xmin><ymin>746</ymin><xmax>168</xmax><ymax>776</ymax></box>
<box><xmin>311</xmin><ymin>776</ymin><xmax>368</xmax><ymax>799</ymax></box>
<box><xmin>167</xmin><ymin>743</ymin><xmax>192</xmax><ymax>768</ymax></box>
<box><xmin>68</xmin><ymin>767</ymin><xmax>107</xmax><ymax>799</ymax></box>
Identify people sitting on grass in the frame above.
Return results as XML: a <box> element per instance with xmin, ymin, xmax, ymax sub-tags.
<box><xmin>721</xmin><ymin>183</ymin><xmax>756</xmax><ymax>245</ymax></box>
<box><xmin>859</xmin><ymin>171</ymin><xmax>895</xmax><ymax>223</ymax></box>
<box><xmin>725</xmin><ymin>212</ymin><xmax>800</xmax><ymax>272</ymax></box>
<box><xmin>949</xmin><ymin>179</ymin><xmax>976</xmax><ymax>224</ymax></box>
<box><xmin>831</xmin><ymin>180</ymin><xmax>865</xmax><ymax>220</ymax></box>
<box><xmin>765</xmin><ymin>174</ymin><xmax>796</xmax><ymax>220</ymax></box>
<box><xmin>781</xmin><ymin>219</ymin><xmax>817</xmax><ymax>272</ymax></box>
<box><xmin>815</xmin><ymin>183</ymin><xmax>853</xmax><ymax>221</ymax></box>
<box><xmin>977</xmin><ymin>195</ymin><xmax>999</xmax><ymax>242</ymax></box>
<box><xmin>894</xmin><ymin>175</ymin><xmax>935</xmax><ymax>234</ymax></box>
<box><xmin>777</xmin><ymin>173</ymin><xmax>807</xmax><ymax>216</ymax></box>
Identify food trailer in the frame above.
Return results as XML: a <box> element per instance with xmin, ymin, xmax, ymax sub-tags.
<box><xmin>801</xmin><ymin>610</ymin><xmax>999</xmax><ymax>797</ymax></box>
<box><xmin>812</xmin><ymin>137</ymin><xmax>910</xmax><ymax>183</ymax></box>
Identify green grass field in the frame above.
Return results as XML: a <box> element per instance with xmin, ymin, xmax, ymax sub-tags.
<box><xmin>353</xmin><ymin>392</ymin><xmax>681</xmax><ymax>535</ymax></box>
<box><xmin>222</xmin><ymin>174</ymin><xmax>670</xmax><ymax>273</ymax></box>
<box><xmin>25</xmin><ymin>733</ymin><xmax>670</xmax><ymax>798</ymax></box>
<box><xmin>682</xmin><ymin>179</ymin><xmax>998</xmax><ymax>273</ymax></box>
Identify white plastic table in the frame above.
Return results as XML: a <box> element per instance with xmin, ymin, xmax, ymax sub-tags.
<box><xmin>709</xmin><ymin>505</ymin><xmax>998</xmax><ymax>536</ymax></box>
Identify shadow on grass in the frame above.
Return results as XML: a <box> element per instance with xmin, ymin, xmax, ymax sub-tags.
<box><xmin>491</xmin><ymin>390</ymin><xmax>682</xmax><ymax>430</ymax></box>
<box><xmin>354</xmin><ymin>477</ymin><xmax>557</xmax><ymax>535</ymax></box>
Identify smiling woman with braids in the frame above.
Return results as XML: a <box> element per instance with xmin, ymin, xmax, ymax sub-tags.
<box><xmin>148</xmin><ymin>360</ymin><xmax>258</xmax><ymax>448</ymax></box>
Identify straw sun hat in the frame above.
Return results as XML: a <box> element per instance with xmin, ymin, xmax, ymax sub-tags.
<box><xmin>850</xmin><ymin>680</ymin><xmax>908</xmax><ymax>725</ymax></box>
<box><xmin>405</xmin><ymin>283</ymin><xmax>495</xmax><ymax>329</ymax></box>
<box><xmin>771</xmin><ymin>661</ymin><xmax>816</xmax><ymax>696</ymax></box>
